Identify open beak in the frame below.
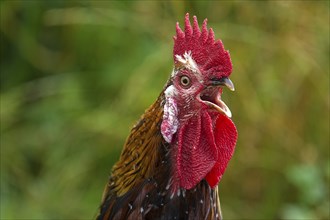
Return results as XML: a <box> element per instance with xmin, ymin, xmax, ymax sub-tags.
<box><xmin>199</xmin><ymin>77</ymin><xmax>235</xmax><ymax>118</ymax></box>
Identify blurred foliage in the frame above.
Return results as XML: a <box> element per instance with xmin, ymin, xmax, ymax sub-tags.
<box><xmin>0</xmin><ymin>1</ymin><xmax>329</xmax><ymax>219</ymax></box>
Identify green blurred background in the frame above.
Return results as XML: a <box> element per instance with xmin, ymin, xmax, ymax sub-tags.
<box><xmin>1</xmin><ymin>1</ymin><xmax>329</xmax><ymax>219</ymax></box>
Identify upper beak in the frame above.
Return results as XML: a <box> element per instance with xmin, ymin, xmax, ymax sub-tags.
<box><xmin>209</xmin><ymin>77</ymin><xmax>235</xmax><ymax>91</ymax></box>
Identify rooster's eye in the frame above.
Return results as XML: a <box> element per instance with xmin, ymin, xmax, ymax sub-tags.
<box><xmin>180</xmin><ymin>75</ymin><xmax>191</xmax><ymax>88</ymax></box>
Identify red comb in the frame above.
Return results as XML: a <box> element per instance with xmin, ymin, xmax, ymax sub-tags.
<box><xmin>173</xmin><ymin>13</ymin><xmax>232</xmax><ymax>77</ymax></box>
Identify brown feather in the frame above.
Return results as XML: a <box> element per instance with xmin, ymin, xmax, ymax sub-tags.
<box><xmin>97</xmin><ymin>91</ymin><xmax>223</xmax><ymax>220</ymax></box>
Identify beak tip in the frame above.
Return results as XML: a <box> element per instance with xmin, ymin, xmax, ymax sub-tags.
<box><xmin>229</xmin><ymin>84</ymin><xmax>235</xmax><ymax>91</ymax></box>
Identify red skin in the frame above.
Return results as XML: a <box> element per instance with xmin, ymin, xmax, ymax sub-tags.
<box><xmin>167</xmin><ymin>70</ymin><xmax>237</xmax><ymax>190</ymax></box>
<box><xmin>162</xmin><ymin>13</ymin><xmax>237</xmax><ymax>190</ymax></box>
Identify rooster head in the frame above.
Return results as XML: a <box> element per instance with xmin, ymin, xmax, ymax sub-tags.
<box><xmin>161</xmin><ymin>14</ymin><xmax>238</xmax><ymax>190</ymax></box>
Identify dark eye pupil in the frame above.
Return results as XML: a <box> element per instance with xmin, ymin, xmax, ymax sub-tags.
<box><xmin>181</xmin><ymin>76</ymin><xmax>190</xmax><ymax>86</ymax></box>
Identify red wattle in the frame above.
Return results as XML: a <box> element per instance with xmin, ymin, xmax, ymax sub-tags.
<box><xmin>205</xmin><ymin>114</ymin><xmax>237</xmax><ymax>188</ymax></box>
<box><xmin>177</xmin><ymin>111</ymin><xmax>218</xmax><ymax>189</ymax></box>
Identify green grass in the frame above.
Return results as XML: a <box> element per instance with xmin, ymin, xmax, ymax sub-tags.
<box><xmin>1</xmin><ymin>1</ymin><xmax>329</xmax><ymax>219</ymax></box>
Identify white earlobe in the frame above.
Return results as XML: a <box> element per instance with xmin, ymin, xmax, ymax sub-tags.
<box><xmin>161</xmin><ymin>86</ymin><xmax>179</xmax><ymax>143</ymax></box>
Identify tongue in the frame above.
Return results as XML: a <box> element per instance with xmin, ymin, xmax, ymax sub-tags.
<box><xmin>177</xmin><ymin>111</ymin><xmax>237</xmax><ymax>189</ymax></box>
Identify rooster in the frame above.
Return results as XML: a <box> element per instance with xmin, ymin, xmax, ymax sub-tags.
<box><xmin>97</xmin><ymin>13</ymin><xmax>237</xmax><ymax>220</ymax></box>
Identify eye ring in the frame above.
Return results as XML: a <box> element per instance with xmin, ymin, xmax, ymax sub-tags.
<box><xmin>180</xmin><ymin>75</ymin><xmax>191</xmax><ymax>87</ymax></box>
